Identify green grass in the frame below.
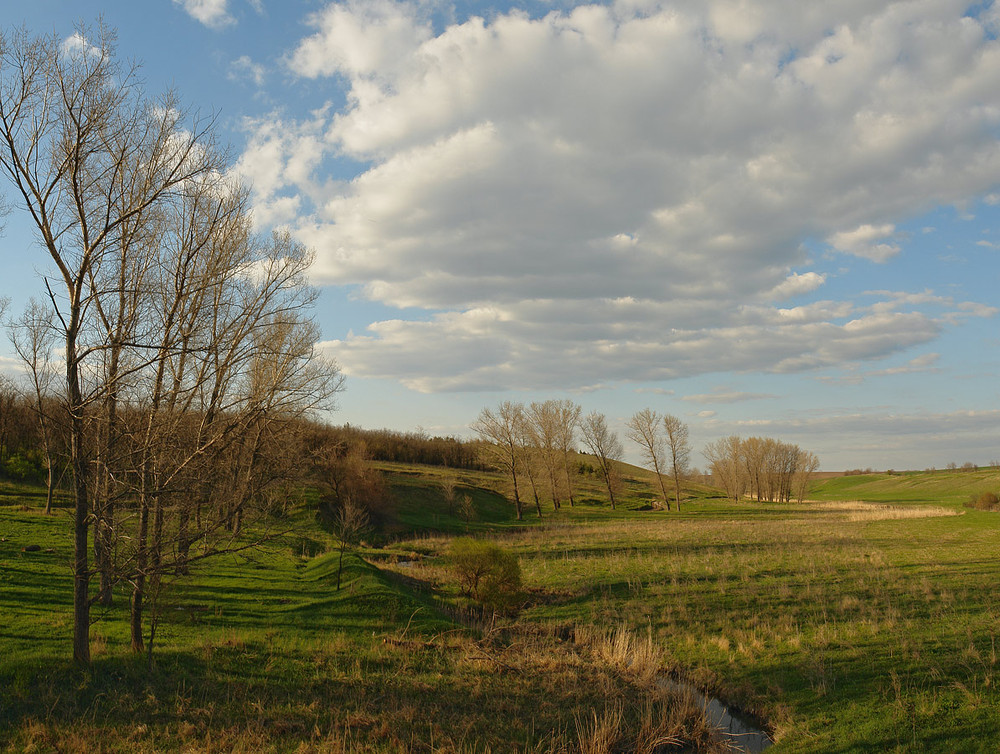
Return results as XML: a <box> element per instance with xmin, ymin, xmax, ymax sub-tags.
<box><xmin>382</xmin><ymin>471</ymin><xmax>1000</xmax><ymax>752</ymax></box>
<box><xmin>0</xmin><ymin>476</ymin><xmax>717</xmax><ymax>753</ymax></box>
<box><xmin>810</xmin><ymin>468</ymin><xmax>1000</xmax><ymax>507</ymax></box>
<box><xmin>6</xmin><ymin>467</ymin><xmax>1000</xmax><ymax>751</ymax></box>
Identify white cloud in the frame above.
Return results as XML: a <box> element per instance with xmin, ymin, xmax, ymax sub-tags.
<box><xmin>61</xmin><ymin>32</ymin><xmax>101</xmax><ymax>58</ymax></box>
<box><xmin>320</xmin><ymin>306</ymin><xmax>943</xmax><ymax>392</ymax></box>
<box><xmin>252</xmin><ymin>1</ymin><xmax>1000</xmax><ymax>391</ymax></box>
<box><xmin>867</xmin><ymin>352</ymin><xmax>941</xmax><ymax>377</ymax></box>
<box><xmin>288</xmin><ymin>0</ymin><xmax>431</xmax><ymax>80</ymax></box>
<box><xmin>174</xmin><ymin>0</ymin><xmax>234</xmax><ymax>29</ymax></box>
<box><xmin>228</xmin><ymin>55</ymin><xmax>265</xmax><ymax>87</ymax></box>
<box><xmin>765</xmin><ymin>272</ymin><xmax>827</xmax><ymax>301</ymax></box>
<box><xmin>827</xmin><ymin>224</ymin><xmax>900</xmax><ymax>263</ymax></box>
<box><xmin>683</xmin><ymin>389</ymin><xmax>777</xmax><ymax>405</ymax></box>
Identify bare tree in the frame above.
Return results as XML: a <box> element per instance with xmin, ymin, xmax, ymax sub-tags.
<box><xmin>580</xmin><ymin>411</ymin><xmax>623</xmax><ymax>509</ymax></box>
<box><xmin>332</xmin><ymin>498</ymin><xmax>370</xmax><ymax>591</ymax></box>
<box><xmin>740</xmin><ymin>436</ymin><xmax>767</xmax><ymax>502</ymax></box>
<box><xmin>126</xmin><ymin>228</ymin><xmax>341</xmax><ymax>656</ymax></box>
<box><xmin>8</xmin><ymin>299</ymin><xmax>61</xmax><ymax>514</ymax></box>
<box><xmin>528</xmin><ymin>400</ymin><xmax>565</xmax><ymax>510</ymax></box>
<box><xmin>0</xmin><ymin>24</ymin><xmax>227</xmax><ymax>664</ymax></box>
<box><xmin>626</xmin><ymin>408</ymin><xmax>671</xmax><ymax>510</ymax></box>
<box><xmin>554</xmin><ymin>400</ymin><xmax>582</xmax><ymax>506</ymax></box>
<box><xmin>663</xmin><ymin>414</ymin><xmax>690</xmax><ymax>512</ymax></box>
<box><xmin>472</xmin><ymin>401</ymin><xmax>526</xmax><ymax>520</ymax></box>
<box><xmin>704</xmin><ymin>436</ymin><xmax>745</xmax><ymax>502</ymax></box>
<box><xmin>514</xmin><ymin>417</ymin><xmax>545</xmax><ymax>518</ymax></box>
<box><xmin>440</xmin><ymin>475</ymin><xmax>458</xmax><ymax>515</ymax></box>
<box><xmin>459</xmin><ymin>493</ymin><xmax>476</xmax><ymax>527</ymax></box>
<box><xmin>795</xmin><ymin>450</ymin><xmax>820</xmax><ymax>503</ymax></box>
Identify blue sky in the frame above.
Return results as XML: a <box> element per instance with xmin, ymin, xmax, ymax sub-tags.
<box><xmin>2</xmin><ymin>0</ymin><xmax>1000</xmax><ymax>471</ymax></box>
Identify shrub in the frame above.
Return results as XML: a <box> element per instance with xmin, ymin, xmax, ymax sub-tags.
<box><xmin>450</xmin><ymin>537</ymin><xmax>522</xmax><ymax>610</ymax></box>
<box><xmin>966</xmin><ymin>492</ymin><xmax>1000</xmax><ymax>511</ymax></box>
<box><xmin>3</xmin><ymin>453</ymin><xmax>43</xmax><ymax>482</ymax></box>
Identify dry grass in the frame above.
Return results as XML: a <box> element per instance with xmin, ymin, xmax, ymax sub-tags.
<box><xmin>812</xmin><ymin>500</ymin><xmax>962</xmax><ymax>521</ymax></box>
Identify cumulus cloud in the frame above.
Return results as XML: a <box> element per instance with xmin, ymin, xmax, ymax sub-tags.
<box><xmin>173</xmin><ymin>0</ymin><xmax>234</xmax><ymax>29</ymax></box>
<box><xmin>288</xmin><ymin>0</ymin><xmax>431</xmax><ymax>79</ymax></box>
<box><xmin>250</xmin><ymin>0</ymin><xmax>1000</xmax><ymax>391</ymax></box>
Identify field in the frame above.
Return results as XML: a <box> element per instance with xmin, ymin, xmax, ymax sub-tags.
<box><xmin>3</xmin><ymin>464</ymin><xmax>1000</xmax><ymax>751</ymax></box>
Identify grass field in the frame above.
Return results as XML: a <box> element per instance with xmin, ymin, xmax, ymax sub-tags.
<box><xmin>3</xmin><ymin>466</ymin><xmax>1000</xmax><ymax>751</ymax></box>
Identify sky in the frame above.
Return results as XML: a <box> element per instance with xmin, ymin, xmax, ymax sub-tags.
<box><xmin>1</xmin><ymin>0</ymin><xmax>1000</xmax><ymax>471</ymax></box>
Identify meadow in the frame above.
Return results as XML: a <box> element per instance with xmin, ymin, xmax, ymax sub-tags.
<box><xmin>3</xmin><ymin>464</ymin><xmax>1000</xmax><ymax>751</ymax></box>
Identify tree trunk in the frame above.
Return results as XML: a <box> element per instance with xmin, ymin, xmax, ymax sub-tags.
<box><xmin>68</xmin><ymin>355</ymin><xmax>91</xmax><ymax>666</ymax></box>
<box><xmin>44</xmin><ymin>461</ymin><xmax>54</xmax><ymax>516</ymax></box>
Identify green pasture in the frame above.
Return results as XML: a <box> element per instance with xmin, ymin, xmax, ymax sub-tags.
<box><xmin>4</xmin><ymin>466</ymin><xmax>1000</xmax><ymax>751</ymax></box>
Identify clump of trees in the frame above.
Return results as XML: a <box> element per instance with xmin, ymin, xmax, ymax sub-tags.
<box><xmin>703</xmin><ymin>436</ymin><xmax>819</xmax><ymax>503</ymax></box>
<box><xmin>320</xmin><ymin>424</ymin><xmax>486</xmax><ymax>470</ymax></box>
<box><xmin>625</xmin><ymin>409</ymin><xmax>690</xmax><ymax>511</ymax></box>
<box><xmin>471</xmin><ymin>399</ymin><xmax>582</xmax><ymax>520</ymax></box>
<box><xmin>0</xmin><ymin>24</ymin><xmax>341</xmax><ymax>665</ymax></box>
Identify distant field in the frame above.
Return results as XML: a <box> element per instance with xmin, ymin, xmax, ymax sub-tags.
<box><xmin>810</xmin><ymin>467</ymin><xmax>1000</xmax><ymax>507</ymax></box>
<box><xmin>3</xmin><ymin>466</ymin><xmax>1000</xmax><ymax>751</ymax></box>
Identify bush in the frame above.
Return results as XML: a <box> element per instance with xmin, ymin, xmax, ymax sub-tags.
<box><xmin>2</xmin><ymin>453</ymin><xmax>43</xmax><ymax>482</ymax></box>
<box><xmin>450</xmin><ymin>537</ymin><xmax>522</xmax><ymax>611</ymax></box>
<box><xmin>966</xmin><ymin>492</ymin><xmax>1000</xmax><ymax>511</ymax></box>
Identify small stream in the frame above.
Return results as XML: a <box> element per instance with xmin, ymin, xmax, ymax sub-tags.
<box><xmin>658</xmin><ymin>678</ymin><xmax>772</xmax><ymax>753</ymax></box>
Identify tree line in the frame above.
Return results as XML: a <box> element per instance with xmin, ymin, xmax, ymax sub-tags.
<box><xmin>704</xmin><ymin>435</ymin><xmax>819</xmax><ymax>503</ymax></box>
<box><xmin>473</xmin><ymin>401</ymin><xmax>819</xmax><ymax>517</ymax></box>
<box><xmin>472</xmin><ymin>401</ymin><xmax>696</xmax><ymax>518</ymax></box>
<box><xmin>320</xmin><ymin>424</ymin><xmax>488</xmax><ymax>470</ymax></box>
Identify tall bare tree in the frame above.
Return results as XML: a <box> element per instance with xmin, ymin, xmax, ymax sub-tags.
<box><xmin>626</xmin><ymin>408</ymin><xmax>671</xmax><ymax>510</ymax></box>
<box><xmin>527</xmin><ymin>400</ymin><xmax>564</xmax><ymax>510</ymax></box>
<box><xmin>704</xmin><ymin>435</ymin><xmax>745</xmax><ymax>502</ymax></box>
<box><xmin>580</xmin><ymin>411</ymin><xmax>623</xmax><ymax>509</ymax></box>
<box><xmin>663</xmin><ymin>414</ymin><xmax>690</xmax><ymax>512</ymax></box>
<box><xmin>472</xmin><ymin>401</ymin><xmax>526</xmax><ymax>520</ymax></box>
<box><xmin>0</xmin><ymin>24</ymin><xmax>226</xmax><ymax>664</ymax></box>
<box><xmin>554</xmin><ymin>399</ymin><xmax>581</xmax><ymax>507</ymax></box>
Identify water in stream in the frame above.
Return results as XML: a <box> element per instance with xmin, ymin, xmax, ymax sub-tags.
<box><xmin>658</xmin><ymin>678</ymin><xmax>772</xmax><ymax>753</ymax></box>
